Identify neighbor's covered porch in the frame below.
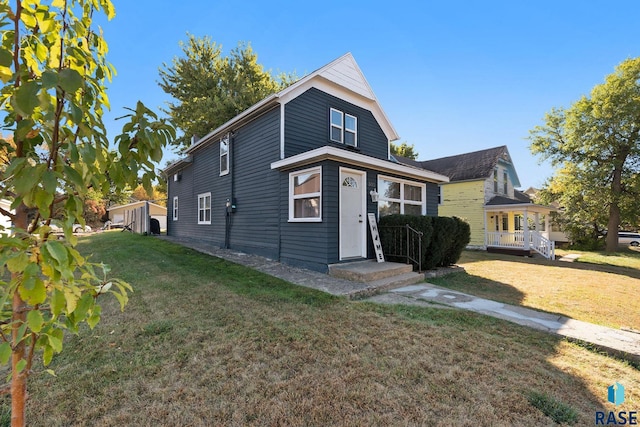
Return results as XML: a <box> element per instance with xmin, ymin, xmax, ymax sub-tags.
<box><xmin>484</xmin><ymin>202</ymin><xmax>556</xmax><ymax>260</ymax></box>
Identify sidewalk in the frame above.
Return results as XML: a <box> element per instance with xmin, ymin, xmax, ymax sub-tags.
<box><xmin>366</xmin><ymin>284</ymin><xmax>640</xmax><ymax>363</ymax></box>
<box><xmin>161</xmin><ymin>236</ymin><xmax>640</xmax><ymax>363</ymax></box>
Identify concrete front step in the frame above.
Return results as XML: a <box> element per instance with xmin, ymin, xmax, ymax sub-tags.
<box><xmin>346</xmin><ymin>271</ymin><xmax>425</xmax><ymax>300</ymax></box>
<box><xmin>328</xmin><ymin>260</ymin><xmax>414</xmax><ymax>282</ymax></box>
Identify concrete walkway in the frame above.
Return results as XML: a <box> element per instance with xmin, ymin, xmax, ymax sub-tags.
<box><xmin>161</xmin><ymin>236</ymin><xmax>640</xmax><ymax>363</ymax></box>
<box><xmin>366</xmin><ymin>283</ymin><xmax>640</xmax><ymax>363</ymax></box>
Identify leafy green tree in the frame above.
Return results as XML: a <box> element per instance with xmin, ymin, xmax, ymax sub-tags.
<box><xmin>159</xmin><ymin>35</ymin><xmax>295</xmax><ymax>148</ymax></box>
<box><xmin>534</xmin><ymin>165</ymin><xmax>609</xmax><ymax>248</ymax></box>
<box><xmin>390</xmin><ymin>141</ymin><xmax>419</xmax><ymax>160</ymax></box>
<box><xmin>0</xmin><ymin>1</ymin><xmax>175</xmax><ymax>425</ymax></box>
<box><xmin>530</xmin><ymin>57</ymin><xmax>640</xmax><ymax>252</ymax></box>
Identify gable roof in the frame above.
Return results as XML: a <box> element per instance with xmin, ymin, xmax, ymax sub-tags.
<box><xmin>182</xmin><ymin>52</ymin><xmax>398</xmax><ymax>158</ymax></box>
<box><xmin>403</xmin><ymin>146</ymin><xmax>511</xmax><ymax>182</ymax></box>
<box><xmin>486</xmin><ymin>189</ymin><xmax>532</xmax><ymax>206</ymax></box>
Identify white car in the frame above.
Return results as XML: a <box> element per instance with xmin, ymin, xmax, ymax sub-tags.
<box><xmin>73</xmin><ymin>224</ymin><xmax>92</xmax><ymax>233</ymax></box>
<box><xmin>619</xmin><ymin>232</ymin><xmax>640</xmax><ymax>247</ymax></box>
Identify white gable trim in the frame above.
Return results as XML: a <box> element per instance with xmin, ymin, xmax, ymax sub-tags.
<box><xmin>271</xmin><ymin>146</ymin><xmax>449</xmax><ymax>184</ymax></box>
<box><xmin>184</xmin><ymin>53</ymin><xmax>399</xmax><ymax>158</ymax></box>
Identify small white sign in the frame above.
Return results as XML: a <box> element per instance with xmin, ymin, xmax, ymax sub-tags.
<box><xmin>367</xmin><ymin>213</ymin><xmax>385</xmax><ymax>263</ymax></box>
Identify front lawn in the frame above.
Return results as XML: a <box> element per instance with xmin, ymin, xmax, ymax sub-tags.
<box><xmin>3</xmin><ymin>233</ymin><xmax>638</xmax><ymax>425</ymax></box>
<box><xmin>429</xmin><ymin>250</ymin><xmax>640</xmax><ymax>329</ymax></box>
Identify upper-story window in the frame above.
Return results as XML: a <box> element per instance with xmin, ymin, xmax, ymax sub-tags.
<box><xmin>330</xmin><ymin>108</ymin><xmax>357</xmax><ymax>147</ymax></box>
<box><xmin>220</xmin><ymin>134</ymin><xmax>229</xmax><ymax>176</ymax></box>
<box><xmin>493</xmin><ymin>169</ymin><xmax>498</xmax><ymax>193</ymax></box>
<box><xmin>503</xmin><ymin>170</ymin><xmax>508</xmax><ymax>194</ymax></box>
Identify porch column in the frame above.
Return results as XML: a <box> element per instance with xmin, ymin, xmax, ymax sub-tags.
<box><xmin>523</xmin><ymin>209</ymin><xmax>530</xmax><ymax>250</ymax></box>
<box><xmin>545</xmin><ymin>214</ymin><xmax>550</xmax><ymax>238</ymax></box>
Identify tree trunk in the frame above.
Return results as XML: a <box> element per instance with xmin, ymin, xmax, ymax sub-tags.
<box><xmin>10</xmin><ymin>203</ymin><xmax>29</xmax><ymax>427</ymax></box>
<box><xmin>605</xmin><ymin>164</ymin><xmax>623</xmax><ymax>252</ymax></box>
<box><xmin>11</xmin><ymin>292</ymin><xmax>27</xmax><ymax>427</ymax></box>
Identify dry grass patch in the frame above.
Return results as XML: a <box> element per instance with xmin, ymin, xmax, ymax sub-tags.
<box><xmin>430</xmin><ymin>250</ymin><xmax>640</xmax><ymax>329</ymax></box>
<box><xmin>2</xmin><ymin>234</ymin><xmax>638</xmax><ymax>426</ymax></box>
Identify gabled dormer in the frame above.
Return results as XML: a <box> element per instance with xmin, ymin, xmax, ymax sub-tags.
<box><xmin>277</xmin><ymin>53</ymin><xmax>398</xmax><ymax>161</ymax></box>
<box><xmin>490</xmin><ymin>148</ymin><xmax>520</xmax><ymax>200</ymax></box>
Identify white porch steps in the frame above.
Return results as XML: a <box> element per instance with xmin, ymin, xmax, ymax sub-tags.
<box><xmin>328</xmin><ymin>260</ymin><xmax>424</xmax><ymax>299</ymax></box>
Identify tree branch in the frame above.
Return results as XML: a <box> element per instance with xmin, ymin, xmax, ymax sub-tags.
<box><xmin>0</xmin><ymin>205</ymin><xmax>15</xmax><ymax>222</ymax></box>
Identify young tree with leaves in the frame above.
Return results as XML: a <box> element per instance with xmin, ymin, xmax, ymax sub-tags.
<box><xmin>159</xmin><ymin>35</ymin><xmax>295</xmax><ymax>149</ymax></box>
<box><xmin>530</xmin><ymin>57</ymin><xmax>640</xmax><ymax>252</ymax></box>
<box><xmin>0</xmin><ymin>1</ymin><xmax>175</xmax><ymax>425</ymax></box>
<box><xmin>390</xmin><ymin>141</ymin><xmax>419</xmax><ymax>160</ymax></box>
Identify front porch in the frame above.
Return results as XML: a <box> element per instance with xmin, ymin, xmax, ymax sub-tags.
<box><xmin>484</xmin><ymin>202</ymin><xmax>556</xmax><ymax>260</ymax></box>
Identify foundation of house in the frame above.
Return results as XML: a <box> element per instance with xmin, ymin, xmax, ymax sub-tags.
<box><xmin>486</xmin><ymin>247</ymin><xmax>534</xmax><ymax>257</ymax></box>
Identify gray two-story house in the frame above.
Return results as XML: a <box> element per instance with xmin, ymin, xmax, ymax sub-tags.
<box><xmin>164</xmin><ymin>53</ymin><xmax>449</xmax><ymax>272</ymax></box>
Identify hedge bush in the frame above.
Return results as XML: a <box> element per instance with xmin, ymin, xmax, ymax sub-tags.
<box><xmin>378</xmin><ymin>214</ymin><xmax>470</xmax><ymax>270</ymax></box>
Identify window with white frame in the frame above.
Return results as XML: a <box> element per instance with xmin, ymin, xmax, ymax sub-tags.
<box><xmin>289</xmin><ymin>167</ymin><xmax>322</xmax><ymax>221</ymax></box>
<box><xmin>377</xmin><ymin>176</ymin><xmax>426</xmax><ymax>217</ymax></box>
<box><xmin>173</xmin><ymin>196</ymin><xmax>178</xmax><ymax>221</ymax></box>
<box><xmin>493</xmin><ymin>169</ymin><xmax>498</xmax><ymax>193</ymax></box>
<box><xmin>503</xmin><ymin>170</ymin><xmax>508</xmax><ymax>194</ymax></box>
<box><xmin>197</xmin><ymin>192</ymin><xmax>211</xmax><ymax>224</ymax></box>
<box><xmin>220</xmin><ymin>134</ymin><xmax>229</xmax><ymax>176</ymax></box>
<box><xmin>330</xmin><ymin>108</ymin><xmax>357</xmax><ymax>147</ymax></box>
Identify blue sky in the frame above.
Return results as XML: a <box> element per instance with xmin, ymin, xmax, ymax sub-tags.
<box><xmin>99</xmin><ymin>0</ymin><xmax>640</xmax><ymax>189</ymax></box>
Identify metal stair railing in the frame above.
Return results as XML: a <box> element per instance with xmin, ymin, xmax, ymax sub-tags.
<box><xmin>379</xmin><ymin>224</ymin><xmax>423</xmax><ymax>272</ymax></box>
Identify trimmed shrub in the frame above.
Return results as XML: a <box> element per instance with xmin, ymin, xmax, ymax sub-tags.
<box><xmin>379</xmin><ymin>214</ymin><xmax>470</xmax><ymax>270</ymax></box>
<box><xmin>441</xmin><ymin>217</ymin><xmax>471</xmax><ymax>266</ymax></box>
<box><xmin>424</xmin><ymin>216</ymin><xmax>454</xmax><ymax>269</ymax></box>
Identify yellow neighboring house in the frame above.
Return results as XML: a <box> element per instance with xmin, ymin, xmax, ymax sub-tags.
<box><xmin>397</xmin><ymin>146</ymin><xmax>556</xmax><ymax>259</ymax></box>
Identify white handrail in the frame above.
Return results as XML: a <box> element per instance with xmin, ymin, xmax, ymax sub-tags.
<box><xmin>487</xmin><ymin>231</ymin><xmax>555</xmax><ymax>260</ymax></box>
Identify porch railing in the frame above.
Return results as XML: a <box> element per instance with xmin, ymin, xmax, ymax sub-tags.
<box><xmin>379</xmin><ymin>224</ymin><xmax>423</xmax><ymax>272</ymax></box>
<box><xmin>531</xmin><ymin>232</ymin><xmax>555</xmax><ymax>260</ymax></box>
<box><xmin>487</xmin><ymin>231</ymin><xmax>555</xmax><ymax>260</ymax></box>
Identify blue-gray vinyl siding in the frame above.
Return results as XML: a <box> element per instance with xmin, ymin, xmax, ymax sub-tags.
<box><xmin>167</xmin><ymin>107</ymin><xmax>281</xmax><ymax>258</ymax></box>
<box><xmin>167</xmin><ymin>88</ymin><xmax>440</xmax><ymax>273</ymax></box>
<box><xmin>284</xmin><ymin>88</ymin><xmax>389</xmax><ymax>160</ymax></box>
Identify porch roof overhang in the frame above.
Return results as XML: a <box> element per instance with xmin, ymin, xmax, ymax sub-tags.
<box><xmin>483</xmin><ymin>202</ymin><xmax>555</xmax><ymax>215</ymax></box>
<box><xmin>270</xmin><ymin>146</ymin><xmax>450</xmax><ymax>184</ymax></box>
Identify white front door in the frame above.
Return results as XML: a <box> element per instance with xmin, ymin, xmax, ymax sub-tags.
<box><xmin>340</xmin><ymin>168</ymin><xmax>366</xmax><ymax>259</ymax></box>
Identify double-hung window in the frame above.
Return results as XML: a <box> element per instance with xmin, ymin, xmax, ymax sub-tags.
<box><xmin>503</xmin><ymin>170</ymin><xmax>508</xmax><ymax>194</ymax></box>
<box><xmin>377</xmin><ymin>176</ymin><xmax>426</xmax><ymax>217</ymax></box>
<box><xmin>197</xmin><ymin>192</ymin><xmax>211</xmax><ymax>224</ymax></box>
<box><xmin>330</xmin><ymin>108</ymin><xmax>357</xmax><ymax>147</ymax></box>
<box><xmin>172</xmin><ymin>196</ymin><xmax>178</xmax><ymax>221</ymax></box>
<box><xmin>289</xmin><ymin>167</ymin><xmax>322</xmax><ymax>221</ymax></box>
<box><xmin>220</xmin><ymin>134</ymin><xmax>229</xmax><ymax>176</ymax></box>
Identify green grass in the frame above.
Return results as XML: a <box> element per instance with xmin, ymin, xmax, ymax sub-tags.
<box><xmin>3</xmin><ymin>233</ymin><xmax>639</xmax><ymax>426</ymax></box>
<box><xmin>527</xmin><ymin>391</ymin><xmax>578</xmax><ymax>425</ymax></box>
<box><xmin>556</xmin><ymin>246</ymin><xmax>640</xmax><ymax>270</ymax></box>
<box><xmin>429</xmin><ymin>250</ymin><xmax>640</xmax><ymax>328</ymax></box>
